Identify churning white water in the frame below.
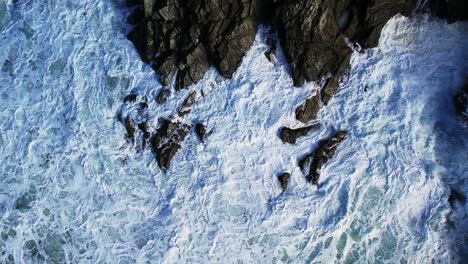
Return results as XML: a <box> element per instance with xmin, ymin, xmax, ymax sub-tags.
<box><xmin>0</xmin><ymin>0</ymin><xmax>467</xmax><ymax>263</ymax></box>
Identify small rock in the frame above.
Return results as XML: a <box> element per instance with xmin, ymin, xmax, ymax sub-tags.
<box><xmin>178</xmin><ymin>91</ymin><xmax>197</xmax><ymax>117</ymax></box>
<box><xmin>277</xmin><ymin>173</ymin><xmax>291</xmax><ymax>192</ymax></box>
<box><xmin>151</xmin><ymin>119</ymin><xmax>191</xmax><ymax>170</ymax></box>
<box><xmin>125</xmin><ymin>118</ymin><xmax>136</xmax><ymax>140</ymax></box>
<box><xmin>123</xmin><ymin>94</ymin><xmax>137</xmax><ymax>103</ymax></box>
<box><xmin>139</xmin><ymin>102</ymin><xmax>148</xmax><ymax>109</ymax></box>
<box><xmin>265</xmin><ymin>38</ymin><xmax>277</xmax><ymax>62</ymax></box>
<box><xmin>156</xmin><ymin>89</ymin><xmax>170</xmax><ymax>105</ymax></box>
<box><xmin>279</xmin><ymin>123</ymin><xmax>320</xmax><ymax>144</ymax></box>
<box><xmin>195</xmin><ymin>123</ymin><xmax>206</xmax><ymax>143</ymax></box>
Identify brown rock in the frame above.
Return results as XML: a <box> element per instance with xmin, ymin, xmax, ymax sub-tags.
<box><xmin>279</xmin><ymin>123</ymin><xmax>320</xmax><ymax>144</ymax></box>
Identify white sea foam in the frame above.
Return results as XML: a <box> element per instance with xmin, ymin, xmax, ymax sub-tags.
<box><xmin>0</xmin><ymin>0</ymin><xmax>467</xmax><ymax>263</ymax></box>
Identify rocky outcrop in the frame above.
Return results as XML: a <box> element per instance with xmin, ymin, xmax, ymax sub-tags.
<box><xmin>279</xmin><ymin>123</ymin><xmax>320</xmax><ymax>144</ymax></box>
<box><xmin>277</xmin><ymin>172</ymin><xmax>291</xmax><ymax>192</ymax></box>
<box><xmin>151</xmin><ymin>119</ymin><xmax>191</xmax><ymax>170</ymax></box>
<box><xmin>128</xmin><ymin>0</ymin><xmax>269</xmax><ymax>89</ymax></box>
<box><xmin>299</xmin><ymin>130</ymin><xmax>347</xmax><ymax>185</ymax></box>
<box><xmin>277</xmin><ymin>0</ymin><xmax>417</xmax><ymax>122</ymax></box>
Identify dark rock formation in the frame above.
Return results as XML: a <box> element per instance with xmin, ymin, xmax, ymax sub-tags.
<box><xmin>156</xmin><ymin>88</ymin><xmax>170</xmax><ymax>104</ymax></box>
<box><xmin>277</xmin><ymin>172</ymin><xmax>291</xmax><ymax>192</ymax></box>
<box><xmin>125</xmin><ymin>118</ymin><xmax>136</xmax><ymax>140</ymax></box>
<box><xmin>295</xmin><ymin>93</ymin><xmax>321</xmax><ymax>123</ymax></box>
<box><xmin>195</xmin><ymin>123</ymin><xmax>207</xmax><ymax>143</ymax></box>
<box><xmin>448</xmin><ymin>188</ymin><xmax>467</xmax><ymax>207</ymax></box>
<box><xmin>453</xmin><ymin>82</ymin><xmax>468</xmax><ymax>122</ymax></box>
<box><xmin>279</xmin><ymin>123</ymin><xmax>320</xmax><ymax>144</ymax></box>
<box><xmin>151</xmin><ymin>119</ymin><xmax>191</xmax><ymax>170</ymax></box>
<box><xmin>128</xmin><ymin>0</ymin><xmax>267</xmax><ymax>88</ymax></box>
<box><xmin>178</xmin><ymin>91</ymin><xmax>197</xmax><ymax>117</ymax></box>
<box><xmin>123</xmin><ymin>94</ymin><xmax>138</xmax><ymax>103</ymax></box>
<box><xmin>427</xmin><ymin>0</ymin><xmax>468</xmax><ymax>23</ymax></box>
<box><xmin>279</xmin><ymin>0</ymin><xmax>416</xmax><ymax>122</ymax></box>
<box><xmin>299</xmin><ymin>130</ymin><xmax>348</xmax><ymax>185</ymax></box>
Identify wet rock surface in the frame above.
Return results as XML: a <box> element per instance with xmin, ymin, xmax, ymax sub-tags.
<box><xmin>151</xmin><ymin>119</ymin><xmax>191</xmax><ymax>170</ymax></box>
<box><xmin>128</xmin><ymin>0</ymin><xmax>267</xmax><ymax>88</ymax></box>
<box><xmin>155</xmin><ymin>88</ymin><xmax>170</xmax><ymax>104</ymax></box>
<box><xmin>277</xmin><ymin>172</ymin><xmax>290</xmax><ymax>192</ymax></box>
<box><xmin>195</xmin><ymin>123</ymin><xmax>207</xmax><ymax>143</ymax></box>
<box><xmin>299</xmin><ymin>130</ymin><xmax>348</xmax><ymax>185</ymax></box>
<box><xmin>279</xmin><ymin>123</ymin><xmax>320</xmax><ymax>144</ymax></box>
<box><xmin>178</xmin><ymin>91</ymin><xmax>197</xmax><ymax>117</ymax></box>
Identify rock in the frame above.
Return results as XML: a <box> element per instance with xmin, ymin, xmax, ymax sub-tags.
<box><xmin>448</xmin><ymin>188</ymin><xmax>467</xmax><ymax>207</ymax></box>
<box><xmin>125</xmin><ymin>118</ymin><xmax>136</xmax><ymax>140</ymax></box>
<box><xmin>127</xmin><ymin>7</ymin><xmax>144</xmax><ymax>25</ymax></box>
<box><xmin>265</xmin><ymin>37</ymin><xmax>277</xmax><ymax>63</ymax></box>
<box><xmin>453</xmin><ymin>82</ymin><xmax>468</xmax><ymax>122</ymax></box>
<box><xmin>427</xmin><ymin>0</ymin><xmax>468</xmax><ymax>23</ymax></box>
<box><xmin>156</xmin><ymin>89</ymin><xmax>170</xmax><ymax>104</ymax></box>
<box><xmin>123</xmin><ymin>94</ymin><xmax>137</xmax><ymax>103</ymax></box>
<box><xmin>178</xmin><ymin>91</ymin><xmax>197</xmax><ymax>117</ymax></box>
<box><xmin>128</xmin><ymin>0</ymin><xmax>265</xmax><ymax>88</ymax></box>
<box><xmin>151</xmin><ymin>119</ymin><xmax>191</xmax><ymax>170</ymax></box>
<box><xmin>195</xmin><ymin>123</ymin><xmax>206</xmax><ymax>143</ymax></box>
<box><xmin>275</xmin><ymin>0</ymin><xmax>415</xmax><ymax>121</ymax></box>
<box><xmin>295</xmin><ymin>93</ymin><xmax>322</xmax><ymax>123</ymax></box>
<box><xmin>279</xmin><ymin>123</ymin><xmax>320</xmax><ymax>144</ymax></box>
<box><xmin>277</xmin><ymin>172</ymin><xmax>291</xmax><ymax>192</ymax></box>
<box><xmin>137</xmin><ymin>122</ymin><xmax>150</xmax><ymax>139</ymax></box>
<box><xmin>299</xmin><ymin>130</ymin><xmax>348</xmax><ymax>185</ymax></box>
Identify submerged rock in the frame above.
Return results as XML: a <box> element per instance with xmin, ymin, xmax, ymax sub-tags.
<box><xmin>195</xmin><ymin>123</ymin><xmax>207</xmax><ymax>143</ymax></box>
<box><xmin>279</xmin><ymin>123</ymin><xmax>320</xmax><ymax>144</ymax></box>
<box><xmin>453</xmin><ymin>82</ymin><xmax>468</xmax><ymax>123</ymax></box>
<box><xmin>151</xmin><ymin>119</ymin><xmax>191</xmax><ymax>170</ymax></box>
<box><xmin>277</xmin><ymin>172</ymin><xmax>291</xmax><ymax>192</ymax></box>
<box><xmin>299</xmin><ymin>130</ymin><xmax>348</xmax><ymax>185</ymax></box>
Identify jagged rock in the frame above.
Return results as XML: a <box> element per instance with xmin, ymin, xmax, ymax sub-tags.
<box><xmin>137</xmin><ymin>122</ymin><xmax>150</xmax><ymax>139</ymax></box>
<box><xmin>277</xmin><ymin>172</ymin><xmax>291</xmax><ymax>192</ymax></box>
<box><xmin>178</xmin><ymin>91</ymin><xmax>197</xmax><ymax>117</ymax></box>
<box><xmin>151</xmin><ymin>119</ymin><xmax>191</xmax><ymax>170</ymax></box>
<box><xmin>128</xmin><ymin>0</ymin><xmax>267</xmax><ymax>88</ymax></box>
<box><xmin>156</xmin><ymin>88</ymin><xmax>170</xmax><ymax>104</ymax></box>
<box><xmin>125</xmin><ymin>118</ymin><xmax>136</xmax><ymax>140</ymax></box>
<box><xmin>453</xmin><ymin>82</ymin><xmax>468</xmax><ymax>122</ymax></box>
<box><xmin>195</xmin><ymin>123</ymin><xmax>206</xmax><ymax>143</ymax></box>
<box><xmin>299</xmin><ymin>130</ymin><xmax>348</xmax><ymax>185</ymax></box>
<box><xmin>279</xmin><ymin>123</ymin><xmax>320</xmax><ymax>144</ymax></box>
<box><xmin>295</xmin><ymin>93</ymin><xmax>322</xmax><ymax>123</ymax></box>
<box><xmin>278</xmin><ymin>0</ymin><xmax>416</xmax><ymax>122</ymax></box>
